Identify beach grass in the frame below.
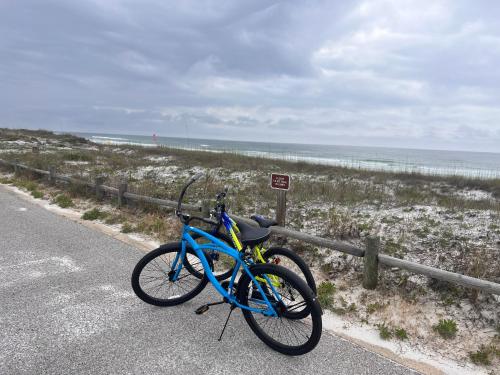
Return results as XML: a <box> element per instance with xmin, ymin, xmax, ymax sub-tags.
<box><xmin>1</xmin><ymin>128</ymin><xmax>499</xmax><ymax>368</ymax></box>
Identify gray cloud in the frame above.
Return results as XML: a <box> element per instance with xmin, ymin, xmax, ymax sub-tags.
<box><xmin>1</xmin><ymin>0</ymin><xmax>500</xmax><ymax>152</ymax></box>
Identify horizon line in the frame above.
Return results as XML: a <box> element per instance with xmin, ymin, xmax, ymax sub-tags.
<box><xmin>69</xmin><ymin>129</ymin><xmax>500</xmax><ymax>156</ymax></box>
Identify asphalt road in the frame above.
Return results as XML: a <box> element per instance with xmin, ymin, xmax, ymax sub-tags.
<box><xmin>0</xmin><ymin>186</ymin><xmax>419</xmax><ymax>375</ymax></box>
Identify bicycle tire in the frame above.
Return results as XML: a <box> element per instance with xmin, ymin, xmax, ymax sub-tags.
<box><xmin>263</xmin><ymin>247</ymin><xmax>317</xmax><ymax>294</ymax></box>
<box><xmin>131</xmin><ymin>242</ymin><xmax>211</xmax><ymax>307</ymax></box>
<box><xmin>237</xmin><ymin>264</ymin><xmax>322</xmax><ymax>356</ymax></box>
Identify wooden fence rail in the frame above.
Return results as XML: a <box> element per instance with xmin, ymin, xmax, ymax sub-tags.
<box><xmin>378</xmin><ymin>255</ymin><xmax>500</xmax><ymax>295</ymax></box>
<box><xmin>1</xmin><ymin>158</ymin><xmax>499</xmax><ymax>295</ymax></box>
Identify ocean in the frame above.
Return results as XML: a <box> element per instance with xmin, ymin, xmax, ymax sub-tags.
<box><xmin>74</xmin><ymin>132</ymin><xmax>500</xmax><ymax>179</ymax></box>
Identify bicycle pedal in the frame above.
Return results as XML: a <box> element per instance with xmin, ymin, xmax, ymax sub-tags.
<box><xmin>195</xmin><ymin>305</ymin><xmax>210</xmax><ymax>315</ymax></box>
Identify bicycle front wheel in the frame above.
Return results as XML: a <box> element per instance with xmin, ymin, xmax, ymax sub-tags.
<box><xmin>185</xmin><ymin>232</ymin><xmax>237</xmax><ymax>281</ymax></box>
<box><xmin>237</xmin><ymin>264</ymin><xmax>322</xmax><ymax>356</ymax></box>
<box><xmin>131</xmin><ymin>243</ymin><xmax>211</xmax><ymax>307</ymax></box>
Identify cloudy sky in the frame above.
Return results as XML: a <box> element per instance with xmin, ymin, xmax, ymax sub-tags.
<box><xmin>1</xmin><ymin>0</ymin><xmax>500</xmax><ymax>152</ymax></box>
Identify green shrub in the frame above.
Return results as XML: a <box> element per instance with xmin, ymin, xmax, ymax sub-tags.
<box><xmin>376</xmin><ymin>322</ymin><xmax>392</xmax><ymax>340</ymax></box>
<box><xmin>469</xmin><ymin>346</ymin><xmax>492</xmax><ymax>365</ymax></box>
<box><xmin>317</xmin><ymin>281</ymin><xmax>336</xmax><ymax>309</ymax></box>
<box><xmin>54</xmin><ymin>194</ymin><xmax>73</xmax><ymax>208</ymax></box>
<box><xmin>24</xmin><ymin>181</ymin><xmax>38</xmax><ymax>192</ymax></box>
<box><xmin>433</xmin><ymin>319</ymin><xmax>458</xmax><ymax>339</ymax></box>
<box><xmin>394</xmin><ymin>327</ymin><xmax>408</xmax><ymax>340</ymax></box>
<box><xmin>81</xmin><ymin>208</ymin><xmax>107</xmax><ymax>221</ymax></box>
<box><xmin>13</xmin><ymin>179</ymin><xmax>38</xmax><ymax>192</ymax></box>
<box><xmin>121</xmin><ymin>222</ymin><xmax>134</xmax><ymax>233</ymax></box>
<box><xmin>31</xmin><ymin>190</ymin><xmax>43</xmax><ymax>199</ymax></box>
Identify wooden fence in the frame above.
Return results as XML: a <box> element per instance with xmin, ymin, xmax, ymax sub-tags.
<box><xmin>1</xmin><ymin>158</ymin><xmax>499</xmax><ymax>296</ymax></box>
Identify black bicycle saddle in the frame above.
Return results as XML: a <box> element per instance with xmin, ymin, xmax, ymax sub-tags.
<box><xmin>250</xmin><ymin>215</ymin><xmax>278</xmax><ymax>228</ymax></box>
<box><xmin>235</xmin><ymin>220</ymin><xmax>271</xmax><ymax>247</ymax></box>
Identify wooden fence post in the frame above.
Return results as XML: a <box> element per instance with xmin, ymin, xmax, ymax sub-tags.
<box><xmin>118</xmin><ymin>180</ymin><xmax>128</xmax><ymax>207</ymax></box>
<box><xmin>363</xmin><ymin>236</ymin><xmax>380</xmax><ymax>290</ymax></box>
<box><xmin>14</xmin><ymin>160</ymin><xmax>20</xmax><ymax>175</ymax></box>
<box><xmin>48</xmin><ymin>166</ymin><xmax>56</xmax><ymax>185</ymax></box>
<box><xmin>276</xmin><ymin>190</ymin><xmax>287</xmax><ymax>226</ymax></box>
<box><xmin>95</xmin><ymin>176</ymin><xmax>105</xmax><ymax>200</ymax></box>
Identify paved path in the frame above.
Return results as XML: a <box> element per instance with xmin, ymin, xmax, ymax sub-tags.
<box><xmin>0</xmin><ymin>186</ymin><xmax>419</xmax><ymax>374</ymax></box>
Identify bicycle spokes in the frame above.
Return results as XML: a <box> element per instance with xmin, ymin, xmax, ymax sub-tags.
<box><xmin>239</xmin><ymin>264</ymin><xmax>322</xmax><ymax>354</ymax></box>
<box><xmin>132</xmin><ymin>246</ymin><xmax>209</xmax><ymax>305</ymax></box>
<box><xmin>255</xmin><ymin>273</ymin><xmax>281</xmax><ymax>287</ymax></box>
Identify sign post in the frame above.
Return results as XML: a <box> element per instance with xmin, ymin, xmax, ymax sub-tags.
<box><xmin>270</xmin><ymin>173</ymin><xmax>290</xmax><ymax>226</ymax></box>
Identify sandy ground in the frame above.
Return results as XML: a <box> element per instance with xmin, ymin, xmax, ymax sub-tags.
<box><xmin>0</xmin><ymin>135</ymin><xmax>499</xmax><ymax>373</ymax></box>
<box><xmin>0</xmin><ymin>179</ymin><xmax>493</xmax><ymax>375</ymax></box>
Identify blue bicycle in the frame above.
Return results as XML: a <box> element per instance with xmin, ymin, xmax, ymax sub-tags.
<box><xmin>131</xmin><ymin>173</ymin><xmax>322</xmax><ymax>355</ymax></box>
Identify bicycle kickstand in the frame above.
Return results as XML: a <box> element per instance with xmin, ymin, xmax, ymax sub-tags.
<box><xmin>218</xmin><ymin>304</ymin><xmax>236</xmax><ymax>341</ymax></box>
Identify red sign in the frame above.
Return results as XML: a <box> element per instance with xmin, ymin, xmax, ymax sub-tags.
<box><xmin>271</xmin><ymin>174</ymin><xmax>290</xmax><ymax>191</ymax></box>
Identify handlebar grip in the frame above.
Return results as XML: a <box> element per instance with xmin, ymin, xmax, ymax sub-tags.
<box><xmin>191</xmin><ymin>172</ymin><xmax>204</xmax><ymax>182</ymax></box>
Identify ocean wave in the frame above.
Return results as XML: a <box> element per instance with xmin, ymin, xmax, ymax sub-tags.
<box><xmin>81</xmin><ymin>134</ymin><xmax>500</xmax><ymax>178</ymax></box>
<box><xmin>91</xmin><ymin>138</ymin><xmax>157</xmax><ymax>147</ymax></box>
<box><xmin>91</xmin><ymin>136</ymin><xmax>130</xmax><ymax>141</ymax></box>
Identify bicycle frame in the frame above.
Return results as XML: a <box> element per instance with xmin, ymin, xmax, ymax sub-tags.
<box><xmin>219</xmin><ymin>212</ymin><xmax>276</xmax><ymax>283</ymax></box>
<box><xmin>219</xmin><ymin>212</ymin><xmax>268</xmax><ymax>260</ymax></box>
<box><xmin>172</xmin><ymin>224</ymin><xmax>282</xmax><ymax>316</ymax></box>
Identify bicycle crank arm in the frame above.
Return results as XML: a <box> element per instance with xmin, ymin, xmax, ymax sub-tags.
<box><xmin>195</xmin><ymin>300</ymin><xmax>226</xmax><ymax>315</ymax></box>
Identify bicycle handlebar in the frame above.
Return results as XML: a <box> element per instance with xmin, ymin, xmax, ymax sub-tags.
<box><xmin>176</xmin><ymin>173</ymin><xmax>205</xmax><ymax>218</ymax></box>
<box><xmin>191</xmin><ymin>172</ymin><xmax>204</xmax><ymax>182</ymax></box>
<box><xmin>176</xmin><ymin>173</ymin><xmax>228</xmax><ymax>228</ymax></box>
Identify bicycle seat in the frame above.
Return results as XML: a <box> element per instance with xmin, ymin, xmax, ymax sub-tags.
<box><xmin>250</xmin><ymin>215</ymin><xmax>278</xmax><ymax>228</ymax></box>
<box><xmin>235</xmin><ymin>220</ymin><xmax>271</xmax><ymax>247</ymax></box>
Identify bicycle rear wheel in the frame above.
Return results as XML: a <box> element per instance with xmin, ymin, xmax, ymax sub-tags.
<box><xmin>131</xmin><ymin>243</ymin><xmax>212</xmax><ymax>306</ymax></box>
<box><xmin>237</xmin><ymin>264</ymin><xmax>322</xmax><ymax>356</ymax></box>
<box><xmin>263</xmin><ymin>247</ymin><xmax>317</xmax><ymax>294</ymax></box>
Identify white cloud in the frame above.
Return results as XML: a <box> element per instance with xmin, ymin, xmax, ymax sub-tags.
<box><xmin>1</xmin><ymin>0</ymin><xmax>500</xmax><ymax>152</ymax></box>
